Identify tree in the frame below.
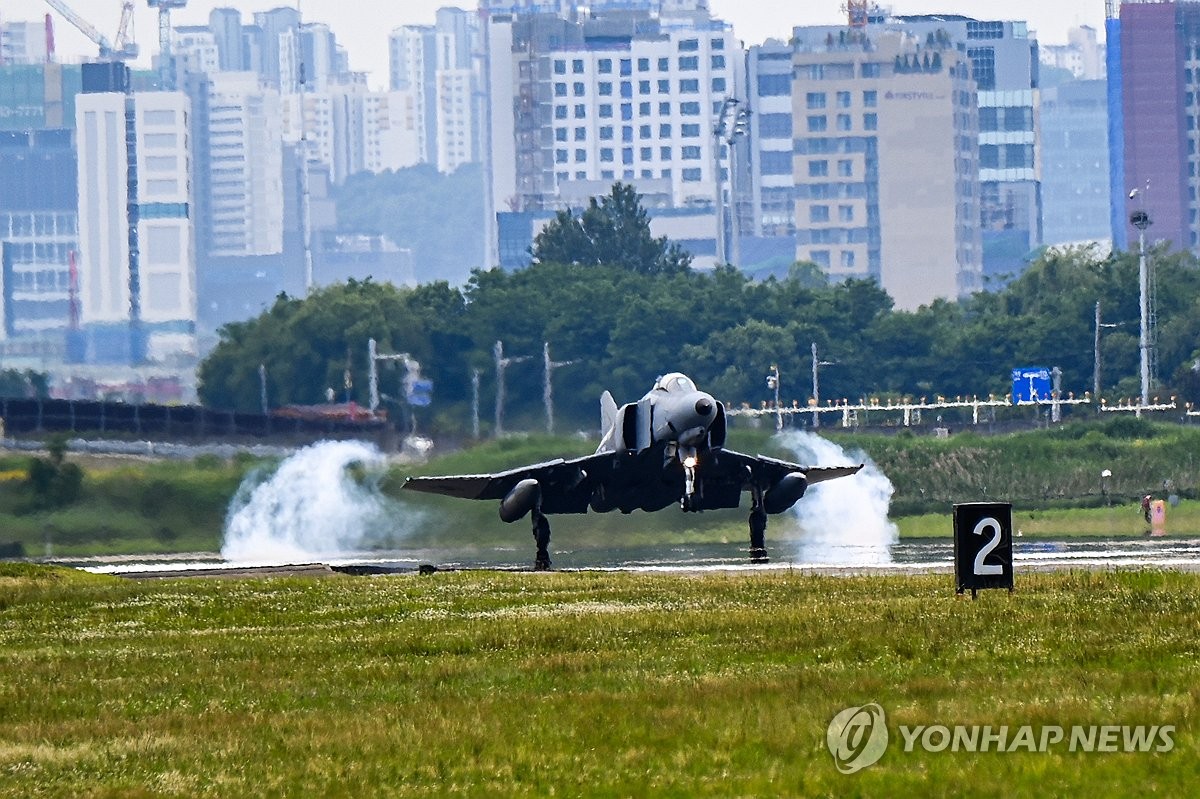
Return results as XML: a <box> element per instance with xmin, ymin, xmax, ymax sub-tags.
<box><xmin>531</xmin><ymin>182</ymin><xmax>692</xmax><ymax>275</ymax></box>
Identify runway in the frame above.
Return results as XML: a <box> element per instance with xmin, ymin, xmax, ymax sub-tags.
<box><xmin>67</xmin><ymin>535</ymin><xmax>1200</xmax><ymax>578</ymax></box>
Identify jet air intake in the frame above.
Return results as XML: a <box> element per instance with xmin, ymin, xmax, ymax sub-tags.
<box><xmin>762</xmin><ymin>472</ymin><xmax>808</xmax><ymax>514</ymax></box>
<box><xmin>499</xmin><ymin>479</ymin><xmax>541</xmax><ymax>523</ymax></box>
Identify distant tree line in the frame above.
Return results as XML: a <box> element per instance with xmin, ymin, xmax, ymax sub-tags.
<box><xmin>199</xmin><ymin>184</ymin><xmax>1200</xmax><ymax>435</ymax></box>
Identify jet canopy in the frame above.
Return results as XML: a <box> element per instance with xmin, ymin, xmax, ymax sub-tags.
<box><xmin>654</xmin><ymin>373</ymin><xmax>698</xmax><ymax>393</ymax></box>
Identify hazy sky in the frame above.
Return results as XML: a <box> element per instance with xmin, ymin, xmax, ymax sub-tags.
<box><xmin>7</xmin><ymin>1</ymin><xmax>1106</xmax><ymax>90</ymax></box>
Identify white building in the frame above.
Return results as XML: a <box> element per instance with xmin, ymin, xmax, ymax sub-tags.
<box><xmin>283</xmin><ymin>86</ymin><xmax>422</xmax><ymax>184</ymax></box>
<box><xmin>436</xmin><ymin>67</ymin><xmax>475</xmax><ymax>173</ymax></box>
<box><xmin>174</xmin><ymin>25</ymin><xmax>221</xmax><ymax>77</ymax></box>
<box><xmin>0</xmin><ymin>18</ymin><xmax>50</xmax><ymax>65</ymax></box>
<box><xmin>486</xmin><ymin>10</ymin><xmax>739</xmax><ymax>213</ymax></box>
<box><xmin>206</xmin><ymin>72</ymin><xmax>284</xmax><ymax>256</ymax></box>
<box><xmin>76</xmin><ymin>90</ymin><xmax>196</xmax><ymax>357</ymax></box>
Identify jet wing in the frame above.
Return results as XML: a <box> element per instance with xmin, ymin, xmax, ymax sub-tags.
<box><xmin>705</xmin><ymin>448</ymin><xmax>863</xmax><ymax>488</ymax></box>
<box><xmin>403</xmin><ymin>453</ymin><xmax>615</xmax><ymax>513</ymax></box>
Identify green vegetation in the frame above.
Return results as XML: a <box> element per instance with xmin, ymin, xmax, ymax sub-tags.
<box><xmin>3</xmin><ymin>419</ymin><xmax>1200</xmax><ymax>557</ymax></box>
<box><xmin>198</xmin><ymin>198</ymin><xmax>1200</xmax><ymax>439</ymax></box>
<box><xmin>0</xmin><ymin>565</ymin><xmax>1195</xmax><ymax>796</ymax></box>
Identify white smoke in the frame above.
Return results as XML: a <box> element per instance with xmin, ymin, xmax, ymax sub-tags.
<box><xmin>776</xmin><ymin>431</ymin><xmax>898</xmax><ymax>565</ymax></box>
<box><xmin>221</xmin><ymin>440</ymin><xmax>401</xmax><ymax>563</ymax></box>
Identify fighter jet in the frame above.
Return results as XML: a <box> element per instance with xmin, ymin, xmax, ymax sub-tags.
<box><xmin>403</xmin><ymin>373</ymin><xmax>862</xmax><ymax>568</ymax></box>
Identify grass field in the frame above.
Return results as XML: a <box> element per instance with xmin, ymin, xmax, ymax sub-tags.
<box><xmin>1</xmin><ymin>564</ymin><xmax>1197</xmax><ymax>797</ymax></box>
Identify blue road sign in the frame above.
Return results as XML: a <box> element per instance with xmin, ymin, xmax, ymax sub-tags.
<box><xmin>1011</xmin><ymin>367</ymin><xmax>1051</xmax><ymax>404</ymax></box>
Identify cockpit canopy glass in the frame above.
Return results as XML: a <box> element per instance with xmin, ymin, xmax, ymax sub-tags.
<box><xmin>654</xmin><ymin>373</ymin><xmax>697</xmax><ymax>393</ymax></box>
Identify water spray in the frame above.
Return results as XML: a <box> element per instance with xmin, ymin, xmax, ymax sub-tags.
<box><xmin>777</xmin><ymin>431</ymin><xmax>898</xmax><ymax>565</ymax></box>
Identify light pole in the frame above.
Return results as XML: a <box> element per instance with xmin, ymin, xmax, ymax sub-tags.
<box><xmin>1129</xmin><ymin>186</ymin><xmax>1153</xmax><ymax>410</ymax></box>
<box><xmin>766</xmin><ymin>364</ymin><xmax>782</xmax><ymax>432</ymax></box>
<box><xmin>712</xmin><ymin>98</ymin><xmax>739</xmax><ymax>265</ymax></box>
<box><xmin>811</xmin><ymin>342</ymin><xmax>834</xmax><ymax>429</ymax></box>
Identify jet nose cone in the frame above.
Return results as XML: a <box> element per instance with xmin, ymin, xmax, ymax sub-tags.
<box><xmin>695</xmin><ymin>397</ymin><xmax>714</xmax><ymax>417</ymax></box>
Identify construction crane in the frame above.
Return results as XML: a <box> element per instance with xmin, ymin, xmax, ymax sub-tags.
<box><xmin>147</xmin><ymin>0</ymin><xmax>186</xmax><ymax>90</ymax></box>
<box><xmin>42</xmin><ymin>0</ymin><xmax>138</xmax><ymax>60</ymax></box>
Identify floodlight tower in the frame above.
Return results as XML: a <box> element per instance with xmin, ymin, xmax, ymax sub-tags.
<box><xmin>147</xmin><ymin>0</ymin><xmax>186</xmax><ymax>89</ymax></box>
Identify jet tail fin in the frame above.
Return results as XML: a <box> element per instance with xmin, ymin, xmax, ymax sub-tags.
<box><xmin>600</xmin><ymin>390</ymin><xmax>618</xmax><ymax>436</ymax></box>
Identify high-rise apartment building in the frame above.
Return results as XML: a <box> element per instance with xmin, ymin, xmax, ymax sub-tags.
<box><xmin>790</xmin><ymin>29</ymin><xmax>981</xmax><ymax>309</ymax></box>
<box><xmin>1111</xmin><ymin>1</ymin><xmax>1200</xmax><ymax>253</ymax></box>
<box><xmin>389</xmin><ymin>8</ymin><xmax>481</xmax><ymax>171</ymax></box>
<box><xmin>1040</xmin><ymin>80</ymin><xmax>1110</xmax><ymax>247</ymax></box>
<box><xmin>75</xmin><ymin>79</ymin><xmax>195</xmax><ymax>361</ymax></box>
<box><xmin>485</xmin><ymin>7</ymin><xmax>737</xmax><ymax>212</ymax></box>
<box><xmin>0</xmin><ymin>17</ymin><xmax>51</xmax><ymax>65</ymax></box>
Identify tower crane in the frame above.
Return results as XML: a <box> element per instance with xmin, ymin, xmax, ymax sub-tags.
<box><xmin>147</xmin><ymin>0</ymin><xmax>186</xmax><ymax>90</ymax></box>
<box><xmin>42</xmin><ymin>0</ymin><xmax>138</xmax><ymax>60</ymax></box>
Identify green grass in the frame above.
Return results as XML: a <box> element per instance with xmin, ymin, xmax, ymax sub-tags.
<box><xmin>0</xmin><ymin>565</ymin><xmax>1197</xmax><ymax>796</ymax></box>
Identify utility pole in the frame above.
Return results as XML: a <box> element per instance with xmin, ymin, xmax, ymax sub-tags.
<box><xmin>494</xmin><ymin>340</ymin><xmax>529</xmax><ymax>437</ymax></box>
<box><xmin>543</xmin><ymin>342</ymin><xmax>576</xmax><ymax>435</ymax></box>
<box><xmin>1130</xmin><ymin>186</ymin><xmax>1153</xmax><ymax>412</ymax></box>
<box><xmin>811</xmin><ymin>342</ymin><xmax>834</xmax><ymax>429</ymax></box>
<box><xmin>471</xmin><ymin>368</ymin><xmax>481</xmax><ymax>439</ymax></box>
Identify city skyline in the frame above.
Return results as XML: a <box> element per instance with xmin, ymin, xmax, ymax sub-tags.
<box><xmin>5</xmin><ymin>1</ymin><xmax>1106</xmax><ymax>90</ymax></box>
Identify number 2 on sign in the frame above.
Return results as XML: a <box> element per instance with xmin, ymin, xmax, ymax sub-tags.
<box><xmin>972</xmin><ymin>517</ymin><xmax>1003</xmax><ymax>576</ymax></box>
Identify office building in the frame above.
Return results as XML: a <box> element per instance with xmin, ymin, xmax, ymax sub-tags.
<box><xmin>790</xmin><ymin>28</ymin><xmax>981</xmax><ymax>309</ymax></box>
<box><xmin>1040</xmin><ymin>80</ymin><xmax>1110</xmax><ymax>247</ymax></box>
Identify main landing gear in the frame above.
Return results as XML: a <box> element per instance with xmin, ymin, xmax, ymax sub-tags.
<box><xmin>532</xmin><ymin>511</ymin><xmax>552</xmax><ymax>571</ymax></box>
<box><xmin>749</xmin><ymin>486</ymin><xmax>769</xmax><ymax>563</ymax></box>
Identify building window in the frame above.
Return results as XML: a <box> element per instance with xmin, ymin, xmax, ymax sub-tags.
<box><xmin>554</xmin><ymin>60</ymin><xmax>566</xmax><ymax>75</ymax></box>
<box><xmin>599</xmin><ymin>104</ymin><xmax>612</xmax><ymax>118</ymax></box>
<box><xmin>573</xmin><ymin>59</ymin><xmax>584</xmax><ymax>74</ymax></box>
<box><xmin>575</xmin><ymin>127</ymin><xmax>587</xmax><ymax>141</ymax></box>
<box><xmin>658</xmin><ymin>57</ymin><xmax>669</xmax><ymax>71</ymax></box>
<box><xmin>600</xmin><ymin>126</ymin><xmax>614</xmax><ymax>140</ymax></box>
<box><xmin>808</xmin><ymin>160</ymin><xmax>828</xmax><ymax>177</ymax></box>
<box><xmin>620</xmin><ymin>59</ymin><xmax>632</xmax><ymax>76</ymax></box>
<box><xmin>600</xmin><ymin>148</ymin><xmax>614</xmax><ymax>162</ymax></box>
<box><xmin>621</xmin><ymin>103</ymin><xmax>633</xmax><ymax>120</ymax></box>
<box><xmin>810</xmin><ymin>205</ymin><xmax>830</xmax><ymax>223</ymax></box>
<box><xmin>711</xmin><ymin>55</ymin><xmax>725</xmax><ymax>69</ymax></box>
<box><xmin>680</xmin><ymin>79</ymin><xmax>700</xmax><ymax>93</ymax></box>
<box><xmin>555</xmin><ymin>106</ymin><xmax>567</xmax><ymax>120</ymax></box>
<box><xmin>575</xmin><ymin>149</ymin><xmax>587</xmax><ymax>162</ymax></box>
<box><xmin>760</xmin><ymin>151</ymin><xmax>792</xmax><ymax>175</ymax></box>
<box><xmin>811</xmin><ymin>250</ymin><xmax>831</xmax><ymax>267</ymax></box>
<box><xmin>679</xmin><ymin>56</ymin><xmax>699</xmax><ymax>71</ymax></box>
<box><xmin>639</xmin><ymin>80</ymin><xmax>651</xmax><ymax>94</ymax></box>
<box><xmin>555</xmin><ymin>149</ymin><xmax>568</xmax><ymax>163</ymax></box>
<box><xmin>837</xmin><ymin>159</ymin><xmax>853</xmax><ymax>177</ymax></box>
<box><xmin>661</xmin><ymin>146</ymin><xmax>672</xmax><ymax>160</ymax></box>
<box><xmin>599</xmin><ymin>82</ymin><xmax>613</xmax><ymax>96</ymax></box>
<box><xmin>806</xmin><ymin>92</ymin><xmax>826</xmax><ymax>109</ymax></box>
<box><xmin>640</xmin><ymin>124</ymin><xmax>652</xmax><ymax>139</ymax></box>
<box><xmin>682</xmin><ymin>167</ymin><xmax>702</xmax><ymax>181</ymax></box>
<box><xmin>660</xmin><ymin>123</ymin><xmax>672</xmax><ymax>137</ymax></box>
<box><xmin>622</xmin><ymin>126</ymin><xmax>634</xmax><ymax>142</ymax></box>
<box><xmin>863</xmin><ymin>90</ymin><xmax>877</xmax><ymax>107</ymax></box>
<box><xmin>840</xmin><ymin>250</ymin><xmax>856</xmax><ymax>268</ymax></box>
<box><xmin>641</xmin><ymin>147</ymin><xmax>653</xmax><ymax>160</ymax></box>
<box><xmin>711</xmin><ymin>37</ymin><xmax>725</xmax><ymax>50</ymax></box>
<box><xmin>681</xmin><ymin>102</ymin><xmax>701</xmax><ymax>116</ymax></box>
<box><xmin>759</xmin><ymin>113</ymin><xmax>792</xmax><ymax>138</ymax></box>
<box><xmin>807</xmin><ymin>115</ymin><xmax>828</xmax><ymax>132</ymax></box>
<box><xmin>679</xmin><ymin>38</ymin><xmax>699</xmax><ymax>52</ymax></box>
<box><xmin>863</xmin><ymin>113</ymin><xmax>877</xmax><ymax>130</ymax></box>
<box><xmin>682</xmin><ymin>123</ymin><xmax>700</xmax><ymax>137</ymax></box>
<box><xmin>638</xmin><ymin>57</ymin><xmax>650</xmax><ymax>72</ymax></box>
<box><xmin>555</xmin><ymin>128</ymin><xmax>567</xmax><ymax>142</ymax></box>
<box><xmin>838</xmin><ymin>205</ymin><xmax>854</xmax><ymax>222</ymax></box>
<box><xmin>837</xmin><ymin>114</ymin><xmax>852</xmax><ymax>131</ymax></box>
<box><xmin>682</xmin><ymin>145</ymin><xmax>702</xmax><ymax>160</ymax></box>
<box><xmin>712</xmin><ymin>77</ymin><xmax>727</xmax><ymax>93</ymax></box>
<box><xmin>599</xmin><ymin>58</ymin><xmax>613</xmax><ymax>74</ymax></box>
<box><xmin>837</xmin><ymin>91</ymin><xmax>852</xmax><ymax>108</ymax></box>
<box><xmin>554</xmin><ymin>83</ymin><xmax>567</xmax><ymax>97</ymax></box>
<box><xmin>574</xmin><ymin>82</ymin><xmax>586</xmax><ymax>96</ymax></box>
<box><xmin>660</xmin><ymin>101</ymin><xmax>672</xmax><ymax>115</ymax></box>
